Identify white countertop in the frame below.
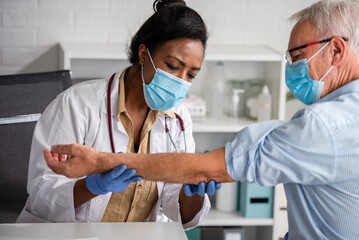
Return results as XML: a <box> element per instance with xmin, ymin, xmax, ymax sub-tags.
<box><xmin>0</xmin><ymin>222</ymin><xmax>187</xmax><ymax>240</ymax></box>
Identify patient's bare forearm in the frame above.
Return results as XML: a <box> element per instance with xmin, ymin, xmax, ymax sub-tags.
<box><xmin>99</xmin><ymin>147</ymin><xmax>234</xmax><ymax>184</ymax></box>
<box><xmin>46</xmin><ymin>145</ymin><xmax>235</xmax><ymax>183</ymax></box>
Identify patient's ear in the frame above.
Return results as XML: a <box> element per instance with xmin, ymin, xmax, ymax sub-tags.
<box><xmin>331</xmin><ymin>37</ymin><xmax>347</xmax><ymax>67</ymax></box>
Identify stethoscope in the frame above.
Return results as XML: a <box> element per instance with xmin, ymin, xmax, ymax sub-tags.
<box><xmin>107</xmin><ymin>73</ymin><xmax>187</xmax><ymax>154</ymax></box>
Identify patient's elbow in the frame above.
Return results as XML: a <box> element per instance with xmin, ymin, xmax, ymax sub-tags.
<box><xmin>192</xmin><ymin>169</ymin><xmax>235</xmax><ymax>184</ymax></box>
<box><xmin>192</xmin><ymin>172</ymin><xmax>214</xmax><ymax>184</ymax></box>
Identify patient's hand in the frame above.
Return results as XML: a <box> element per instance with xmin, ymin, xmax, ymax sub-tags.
<box><xmin>44</xmin><ymin>144</ymin><xmax>102</xmax><ymax>178</ymax></box>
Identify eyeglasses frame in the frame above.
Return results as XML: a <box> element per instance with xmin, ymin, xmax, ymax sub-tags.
<box><xmin>285</xmin><ymin>37</ymin><xmax>349</xmax><ymax>65</ymax></box>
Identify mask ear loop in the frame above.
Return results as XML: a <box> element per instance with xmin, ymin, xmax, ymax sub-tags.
<box><xmin>307</xmin><ymin>41</ymin><xmax>333</xmax><ymax>82</ymax></box>
<box><xmin>319</xmin><ymin>65</ymin><xmax>334</xmax><ymax>82</ymax></box>
<box><xmin>146</xmin><ymin>48</ymin><xmax>157</xmax><ymax>71</ymax></box>
<box><xmin>141</xmin><ymin>47</ymin><xmax>157</xmax><ymax>85</ymax></box>
<box><xmin>308</xmin><ymin>41</ymin><xmax>330</xmax><ymax>62</ymax></box>
<box><xmin>141</xmin><ymin>65</ymin><xmax>146</xmax><ymax>85</ymax></box>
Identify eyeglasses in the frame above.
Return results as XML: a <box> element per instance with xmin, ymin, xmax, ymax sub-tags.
<box><xmin>285</xmin><ymin>37</ymin><xmax>349</xmax><ymax>65</ymax></box>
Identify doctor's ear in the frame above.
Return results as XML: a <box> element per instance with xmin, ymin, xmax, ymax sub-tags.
<box><xmin>331</xmin><ymin>37</ymin><xmax>347</xmax><ymax>67</ymax></box>
<box><xmin>138</xmin><ymin>44</ymin><xmax>147</xmax><ymax>66</ymax></box>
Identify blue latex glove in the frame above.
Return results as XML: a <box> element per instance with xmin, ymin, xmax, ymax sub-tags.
<box><xmin>183</xmin><ymin>150</ymin><xmax>221</xmax><ymax>197</ymax></box>
<box><xmin>184</xmin><ymin>180</ymin><xmax>222</xmax><ymax>197</ymax></box>
<box><xmin>85</xmin><ymin>165</ymin><xmax>142</xmax><ymax>195</ymax></box>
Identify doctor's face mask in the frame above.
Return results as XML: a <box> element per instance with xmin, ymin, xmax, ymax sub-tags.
<box><xmin>141</xmin><ymin>48</ymin><xmax>192</xmax><ymax>111</ymax></box>
<box><xmin>285</xmin><ymin>41</ymin><xmax>333</xmax><ymax>105</ymax></box>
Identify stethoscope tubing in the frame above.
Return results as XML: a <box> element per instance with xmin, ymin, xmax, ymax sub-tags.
<box><xmin>107</xmin><ymin>73</ymin><xmax>116</xmax><ymax>153</ymax></box>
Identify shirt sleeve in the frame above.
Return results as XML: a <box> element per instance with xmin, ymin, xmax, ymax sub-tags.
<box><xmin>225</xmin><ymin>109</ymin><xmax>336</xmax><ymax>186</ymax></box>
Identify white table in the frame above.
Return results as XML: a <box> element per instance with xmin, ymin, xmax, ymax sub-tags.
<box><xmin>0</xmin><ymin>222</ymin><xmax>188</xmax><ymax>240</ymax></box>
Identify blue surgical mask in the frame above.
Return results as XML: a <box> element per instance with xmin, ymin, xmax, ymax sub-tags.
<box><xmin>141</xmin><ymin>48</ymin><xmax>191</xmax><ymax>111</ymax></box>
<box><xmin>285</xmin><ymin>42</ymin><xmax>333</xmax><ymax>105</ymax></box>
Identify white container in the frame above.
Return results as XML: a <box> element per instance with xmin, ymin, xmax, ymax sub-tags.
<box><xmin>246</xmin><ymin>98</ymin><xmax>258</xmax><ymax>119</ymax></box>
<box><xmin>232</xmin><ymin>89</ymin><xmax>245</xmax><ymax>123</ymax></box>
<box><xmin>215</xmin><ymin>182</ymin><xmax>238</xmax><ymax>212</ymax></box>
<box><xmin>210</xmin><ymin>61</ymin><xmax>225</xmax><ymax>119</ymax></box>
<box><xmin>182</xmin><ymin>95</ymin><xmax>206</xmax><ymax>122</ymax></box>
<box><xmin>257</xmin><ymin>85</ymin><xmax>272</xmax><ymax>122</ymax></box>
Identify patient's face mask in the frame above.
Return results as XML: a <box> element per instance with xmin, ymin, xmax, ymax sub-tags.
<box><xmin>141</xmin><ymin>48</ymin><xmax>191</xmax><ymax>111</ymax></box>
<box><xmin>285</xmin><ymin>42</ymin><xmax>333</xmax><ymax>105</ymax></box>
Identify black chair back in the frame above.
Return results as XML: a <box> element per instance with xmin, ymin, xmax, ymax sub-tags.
<box><xmin>0</xmin><ymin>70</ymin><xmax>71</xmax><ymax>223</ymax></box>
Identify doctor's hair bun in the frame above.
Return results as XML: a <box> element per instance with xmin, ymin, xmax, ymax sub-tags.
<box><xmin>128</xmin><ymin>0</ymin><xmax>207</xmax><ymax>65</ymax></box>
<box><xmin>153</xmin><ymin>0</ymin><xmax>186</xmax><ymax>12</ymax></box>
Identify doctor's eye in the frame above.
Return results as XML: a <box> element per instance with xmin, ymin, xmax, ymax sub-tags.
<box><xmin>166</xmin><ymin>63</ymin><xmax>179</xmax><ymax>71</ymax></box>
<box><xmin>188</xmin><ymin>73</ymin><xmax>196</xmax><ymax>80</ymax></box>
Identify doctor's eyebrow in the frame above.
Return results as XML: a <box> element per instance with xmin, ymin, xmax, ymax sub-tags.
<box><xmin>166</xmin><ymin>55</ymin><xmax>201</xmax><ymax>71</ymax></box>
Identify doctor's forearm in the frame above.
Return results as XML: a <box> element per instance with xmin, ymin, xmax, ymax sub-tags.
<box><xmin>179</xmin><ymin>187</ymin><xmax>204</xmax><ymax>224</ymax></box>
<box><xmin>73</xmin><ymin>179</ymin><xmax>97</xmax><ymax>208</ymax></box>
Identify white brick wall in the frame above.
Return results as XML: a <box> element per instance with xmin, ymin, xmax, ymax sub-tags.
<box><xmin>0</xmin><ymin>0</ymin><xmax>317</xmax><ymax>75</ymax></box>
<box><xmin>0</xmin><ymin>29</ymin><xmax>36</xmax><ymax>47</ymax></box>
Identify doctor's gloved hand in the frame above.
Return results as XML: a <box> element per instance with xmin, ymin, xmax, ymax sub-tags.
<box><xmin>85</xmin><ymin>165</ymin><xmax>142</xmax><ymax>195</ymax></box>
<box><xmin>183</xmin><ymin>180</ymin><xmax>222</xmax><ymax>197</ymax></box>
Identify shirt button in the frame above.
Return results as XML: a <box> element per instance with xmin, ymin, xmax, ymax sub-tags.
<box><xmin>138</xmin><ymin>184</ymin><xmax>142</xmax><ymax>188</ymax></box>
<box><xmin>95</xmin><ymin>198</ymin><xmax>102</xmax><ymax>204</ymax></box>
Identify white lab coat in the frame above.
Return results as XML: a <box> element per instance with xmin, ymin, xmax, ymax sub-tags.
<box><xmin>17</xmin><ymin>71</ymin><xmax>210</xmax><ymax>229</ymax></box>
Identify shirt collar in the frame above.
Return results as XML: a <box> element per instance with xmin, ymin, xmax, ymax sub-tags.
<box><xmin>117</xmin><ymin>70</ymin><xmax>126</xmax><ymax>114</ymax></box>
<box><xmin>317</xmin><ymin>79</ymin><xmax>359</xmax><ymax>103</ymax></box>
<box><xmin>117</xmin><ymin>68</ymin><xmax>176</xmax><ymax>119</ymax></box>
<box><xmin>157</xmin><ymin>109</ymin><xmax>176</xmax><ymax>119</ymax></box>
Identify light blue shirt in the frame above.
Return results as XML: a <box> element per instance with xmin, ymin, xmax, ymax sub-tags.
<box><xmin>225</xmin><ymin>80</ymin><xmax>359</xmax><ymax>240</ymax></box>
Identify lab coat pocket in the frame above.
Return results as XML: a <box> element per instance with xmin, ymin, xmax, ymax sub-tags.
<box><xmin>16</xmin><ymin>208</ymin><xmax>53</xmax><ymax>223</ymax></box>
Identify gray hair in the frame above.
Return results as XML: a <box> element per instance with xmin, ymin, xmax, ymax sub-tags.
<box><xmin>289</xmin><ymin>0</ymin><xmax>359</xmax><ymax>57</ymax></box>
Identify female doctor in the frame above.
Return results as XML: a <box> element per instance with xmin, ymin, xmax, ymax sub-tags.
<box><xmin>17</xmin><ymin>0</ymin><xmax>217</xmax><ymax>228</ymax></box>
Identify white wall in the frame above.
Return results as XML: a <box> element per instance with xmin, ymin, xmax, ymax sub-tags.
<box><xmin>0</xmin><ymin>0</ymin><xmax>318</xmax><ymax>75</ymax></box>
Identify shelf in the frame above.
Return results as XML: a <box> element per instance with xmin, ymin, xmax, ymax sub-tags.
<box><xmin>200</xmin><ymin>209</ymin><xmax>274</xmax><ymax>227</ymax></box>
<box><xmin>205</xmin><ymin>45</ymin><xmax>283</xmax><ymax>62</ymax></box>
<box><xmin>193</xmin><ymin>117</ymin><xmax>256</xmax><ymax>133</ymax></box>
<box><xmin>59</xmin><ymin>43</ymin><xmax>284</xmax><ymax>69</ymax></box>
<box><xmin>60</xmin><ymin>42</ymin><xmax>127</xmax><ymax>60</ymax></box>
